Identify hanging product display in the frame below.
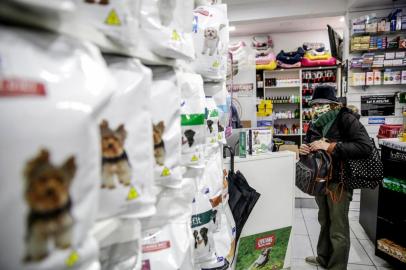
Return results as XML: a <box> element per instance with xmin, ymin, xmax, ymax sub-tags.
<box><xmin>97</xmin><ymin>57</ymin><xmax>156</xmax><ymax>219</ymax></box>
<box><xmin>0</xmin><ymin>24</ymin><xmax>114</xmax><ymax>269</ymax></box>
<box><xmin>140</xmin><ymin>0</ymin><xmax>195</xmax><ymax>61</ymax></box>
<box><xmin>192</xmin><ymin>4</ymin><xmax>229</xmax><ymax>81</ymax></box>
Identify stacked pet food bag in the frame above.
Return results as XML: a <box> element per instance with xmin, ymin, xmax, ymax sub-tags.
<box><xmin>252</xmin><ymin>35</ymin><xmax>277</xmax><ymax>70</ymax></box>
<box><xmin>301</xmin><ymin>42</ymin><xmax>337</xmax><ymax>67</ymax></box>
<box><xmin>0</xmin><ymin>0</ymin><xmax>236</xmax><ymax>269</ymax></box>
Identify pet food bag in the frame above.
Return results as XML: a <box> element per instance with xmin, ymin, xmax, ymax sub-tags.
<box><xmin>205</xmin><ymin>97</ymin><xmax>220</xmax><ymax>151</ymax></box>
<box><xmin>76</xmin><ymin>0</ymin><xmax>140</xmax><ymax>52</ymax></box>
<box><xmin>141</xmin><ymin>179</ymin><xmax>195</xmax><ymax>270</ymax></box>
<box><xmin>192</xmin><ymin>4</ymin><xmax>229</xmax><ymax>82</ymax></box>
<box><xmin>0</xmin><ymin>25</ymin><xmax>114</xmax><ymax>269</ymax></box>
<box><xmin>178</xmin><ymin>72</ymin><xmax>207</xmax><ymax>168</ymax></box>
<box><xmin>201</xmin><ymin>152</ymin><xmax>224</xmax><ymax>232</ymax></box>
<box><xmin>140</xmin><ymin>0</ymin><xmax>195</xmax><ymax>61</ymax></box>
<box><xmin>99</xmin><ymin>218</ymin><xmax>142</xmax><ymax>270</ymax></box>
<box><xmin>13</xmin><ymin>0</ymin><xmax>76</xmax><ymax>11</ymax></box>
<box><xmin>151</xmin><ymin>67</ymin><xmax>183</xmax><ymax>187</ymax></box>
<box><xmin>191</xmin><ymin>184</ymin><xmax>218</xmax><ymax>265</ymax></box>
<box><xmin>97</xmin><ymin>57</ymin><xmax>156</xmax><ymax>220</ymax></box>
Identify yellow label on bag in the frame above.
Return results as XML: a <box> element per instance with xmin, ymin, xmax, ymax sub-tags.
<box><xmin>171</xmin><ymin>30</ymin><xmax>181</xmax><ymax>41</ymax></box>
<box><xmin>127</xmin><ymin>186</ymin><xmax>139</xmax><ymax>201</ymax></box>
<box><xmin>65</xmin><ymin>251</ymin><xmax>79</xmax><ymax>267</ymax></box>
<box><xmin>212</xmin><ymin>60</ymin><xmax>220</xmax><ymax>68</ymax></box>
<box><xmin>218</xmin><ymin>133</ymin><xmax>222</xmax><ymax>140</ymax></box>
<box><xmin>191</xmin><ymin>155</ymin><xmax>199</xmax><ymax>162</ymax></box>
<box><xmin>161</xmin><ymin>167</ymin><xmax>171</xmax><ymax>177</ymax></box>
<box><xmin>105</xmin><ymin>9</ymin><xmax>121</xmax><ymax>26</ymax></box>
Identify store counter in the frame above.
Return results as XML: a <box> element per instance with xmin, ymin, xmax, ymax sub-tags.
<box><xmin>224</xmin><ymin>151</ymin><xmax>296</xmax><ymax>270</ymax></box>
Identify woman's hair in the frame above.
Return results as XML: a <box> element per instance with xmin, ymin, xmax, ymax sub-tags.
<box><xmin>347</xmin><ymin>105</ymin><xmax>359</xmax><ymax>114</ymax></box>
<box><xmin>330</xmin><ymin>103</ymin><xmax>343</xmax><ymax>110</ymax></box>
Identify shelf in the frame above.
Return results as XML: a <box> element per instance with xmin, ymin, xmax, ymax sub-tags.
<box><xmin>350</xmin><ymin>48</ymin><xmax>406</xmax><ymax>54</ymax></box>
<box><xmin>350</xmin><ymin>66</ymin><xmax>406</xmax><ymax>70</ymax></box>
<box><xmin>274</xmin><ymin>118</ymin><xmax>300</xmax><ymax>121</ymax></box>
<box><xmin>271</xmin><ymin>103</ymin><xmax>301</xmax><ymax>106</ymax></box>
<box><xmin>350</xmin><ymin>84</ymin><xmax>406</xmax><ymax>87</ymax></box>
<box><xmin>264</xmin><ymin>66</ymin><xmax>339</xmax><ymax>73</ymax></box>
<box><xmin>274</xmin><ymin>133</ymin><xmax>302</xmax><ymax>136</ymax></box>
<box><xmin>351</xmin><ymin>29</ymin><xmax>406</xmax><ymax>37</ymax></box>
<box><xmin>264</xmin><ymin>85</ymin><xmax>300</xmax><ymax>89</ymax></box>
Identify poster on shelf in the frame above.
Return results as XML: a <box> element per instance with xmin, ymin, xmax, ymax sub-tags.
<box><xmin>236</xmin><ymin>226</ymin><xmax>291</xmax><ymax>270</ymax></box>
<box><xmin>361</xmin><ymin>95</ymin><xmax>395</xmax><ymax>116</ymax></box>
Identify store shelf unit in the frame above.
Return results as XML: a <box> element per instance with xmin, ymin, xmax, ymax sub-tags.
<box><xmin>375</xmin><ymin>140</ymin><xmax>406</xmax><ymax>269</ymax></box>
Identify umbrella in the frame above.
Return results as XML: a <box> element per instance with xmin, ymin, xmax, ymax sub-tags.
<box><xmin>223</xmin><ymin>146</ymin><xmax>261</xmax><ymax>242</ymax></box>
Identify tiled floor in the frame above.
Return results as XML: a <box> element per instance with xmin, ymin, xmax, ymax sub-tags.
<box><xmin>292</xmin><ymin>191</ymin><xmax>397</xmax><ymax>270</ymax></box>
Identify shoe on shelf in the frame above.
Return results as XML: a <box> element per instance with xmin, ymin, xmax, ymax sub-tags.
<box><xmin>305</xmin><ymin>256</ymin><xmax>320</xmax><ymax>266</ymax></box>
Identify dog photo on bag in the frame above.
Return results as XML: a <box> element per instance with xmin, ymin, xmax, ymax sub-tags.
<box><xmin>153</xmin><ymin>121</ymin><xmax>166</xmax><ymax>166</ymax></box>
<box><xmin>100</xmin><ymin>120</ymin><xmax>131</xmax><ymax>189</ymax></box>
<box><xmin>23</xmin><ymin>149</ymin><xmax>76</xmax><ymax>262</ymax></box>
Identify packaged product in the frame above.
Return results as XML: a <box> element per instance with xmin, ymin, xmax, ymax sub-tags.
<box><xmin>97</xmin><ymin>57</ymin><xmax>156</xmax><ymax>220</ymax></box>
<box><xmin>192</xmin><ymin>4</ymin><xmax>229</xmax><ymax>81</ymax></box>
<box><xmin>13</xmin><ymin>0</ymin><xmax>76</xmax><ymax>11</ymax></box>
<box><xmin>192</xmin><ymin>185</ymin><xmax>218</xmax><ymax>265</ymax></box>
<box><xmin>178</xmin><ymin>72</ymin><xmax>207</xmax><ymax>168</ymax></box>
<box><xmin>201</xmin><ymin>153</ymin><xmax>224</xmax><ymax>232</ymax></box>
<box><xmin>140</xmin><ymin>0</ymin><xmax>195</xmax><ymax>60</ymax></box>
<box><xmin>76</xmin><ymin>0</ymin><xmax>140</xmax><ymax>52</ymax></box>
<box><xmin>205</xmin><ymin>97</ymin><xmax>221</xmax><ymax>158</ymax></box>
<box><xmin>151</xmin><ymin>67</ymin><xmax>183</xmax><ymax>187</ymax></box>
<box><xmin>0</xmin><ymin>25</ymin><xmax>114</xmax><ymax>269</ymax></box>
<box><xmin>249</xmin><ymin>129</ymin><xmax>273</xmax><ymax>155</ymax></box>
<box><xmin>99</xmin><ymin>218</ymin><xmax>142</xmax><ymax>270</ymax></box>
<box><xmin>141</xmin><ymin>179</ymin><xmax>195</xmax><ymax>270</ymax></box>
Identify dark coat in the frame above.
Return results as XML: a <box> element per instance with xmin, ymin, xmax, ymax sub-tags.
<box><xmin>304</xmin><ymin>107</ymin><xmax>373</xmax><ymax>182</ymax></box>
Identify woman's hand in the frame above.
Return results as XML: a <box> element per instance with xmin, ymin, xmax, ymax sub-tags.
<box><xmin>299</xmin><ymin>144</ymin><xmax>311</xmax><ymax>156</ymax></box>
<box><xmin>310</xmin><ymin>140</ymin><xmax>330</xmax><ymax>152</ymax></box>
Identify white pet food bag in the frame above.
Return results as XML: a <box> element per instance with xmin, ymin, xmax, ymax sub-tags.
<box><xmin>151</xmin><ymin>67</ymin><xmax>183</xmax><ymax>187</ymax></box>
<box><xmin>192</xmin><ymin>4</ymin><xmax>229</xmax><ymax>82</ymax></box>
<box><xmin>191</xmin><ymin>184</ymin><xmax>218</xmax><ymax>265</ymax></box>
<box><xmin>140</xmin><ymin>0</ymin><xmax>195</xmax><ymax>60</ymax></box>
<box><xmin>97</xmin><ymin>57</ymin><xmax>156</xmax><ymax>220</ymax></box>
<box><xmin>77</xmin><ymin>0</ymin><xmax>140</xmax><ymax>51</ymax></box>
<box><xmin>201</xmin><ymin>153</ymin><xmax>223</xmax><ymax>232</ymax></box>
<box><xmin>178</xmin><ymin>72</ymin><xmax>206</xmax><ymax>168</ymax></box>
<box><xmin>0</xmin><ymin>25</ymin><xmax>114</xmax><ymax>269</ymax></box>
<box><xmin>13</xmin><ymin>0</ymin><xmax>76</xmax><ymax>12</ymax></box>
<box><xmin>201</xmin><ymin>205</ymin><xmax>236</xmax><ymax>270</ymax></box>
<box><xmin>99</xmin><ymin>218</ymin><xmax>141</xmax><ymax>270</ymax></box>
<box><xmin>141</xmin><ymin>179</ymin><xmax>195</xmax><ymax>270</ymax></box>
<box><xmin>205</xmin><ymin>97</ymin><xmax>220</xmax><ymax>149</ymax></box>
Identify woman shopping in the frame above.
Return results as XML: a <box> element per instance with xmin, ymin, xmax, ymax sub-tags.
<box><xmin>300</xmin><ymin>85</ymin><xmax>372</xmax><ymax>270</ymax></box>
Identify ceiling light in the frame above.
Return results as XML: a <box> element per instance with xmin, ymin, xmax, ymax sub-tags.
<box><xmin>229</xmin><ymin>26</ymin><xmax>236</xmax><ymax>31</ymax></box>
<box><xmin>340</xmin><ymin>16</ymin><xmax>345</xmax><ymax>22</ymax></box>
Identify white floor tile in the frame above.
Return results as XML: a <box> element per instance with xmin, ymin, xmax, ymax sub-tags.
<box><xmin>352</xmin><ymin>193</ymin><xmax>361</xmax><ymax>202</ymax></box>
<box><xmin>350</xmin><ymin>201</ymin><xmax>361</xmax><ymax>211</ymax></box>
<box><xmin>292</xmin><ymin>235</ymin><xmax>314</xmax><ymax>259</ymax></box>
<box><xmin>359</xmin><ymin>239</ymin><xmax>393</xmax><ymax>268</ymax></box>
<box><xmin>291</xmin><ymin>258</ymin><xmax>319</xmax><ymax>270</ymax></box>
<box><xmin>347</xmin><ymin>264</ymin><xmax>377</xmax><ymax>270</ymax></box>
<box><xmin>349</xmin><ymin>210</ymin><xmax>360</xmax><ymax>222</ymax></box>
<box><xmin>304</xmin><ymin>213</ymin><xmax>357</xmax><ymax>239</ymax></box>
<box><xmin>353</xmin><ymin>189</ymin><xmax>361</xmax><ymax>195</ymax></box>
<box><xmin>302</xmin><ymin>208</ymin><xmax>319</xmax><ymax>220</ymax></box>
<box><xmin>294</xmin><ymin>217</ymin><xmax>308</xmax><ymax>235</ymax></box>
<box><xmin>348</xmin><ymin>238</ymin><xmax>374</xmax><ymax>266</ymax></box>
<box><xmin>350</xmin><ymin>221</ymin><xmax>369</xmax><ymax>240</ymax></box>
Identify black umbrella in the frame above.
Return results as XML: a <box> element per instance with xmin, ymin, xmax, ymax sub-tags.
<box><xmin>223</xmin><ymin>146</ymin><xmax>261</xmax><ymax>242</ymax></box>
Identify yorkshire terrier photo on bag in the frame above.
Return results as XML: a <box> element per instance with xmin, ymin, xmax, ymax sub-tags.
<box><xmin>84</xmin><ymin>0</ymin><xmax>109</xmax><ymax>5</ymax></box>
<box><xmin>23</xmin><ymin>149</ymin><xmax>76</xmax><ymax>262</ymax></box>
<box><xmin>153</xmin><ymin>121</ymin><xmax>166</xmax><ymax>166</ymax></box>
<box><xmin>100</xmin><ymin>120</ymin><xmax>131</xmax><ymax>189</ymax></box>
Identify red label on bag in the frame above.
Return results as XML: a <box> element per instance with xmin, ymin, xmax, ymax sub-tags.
<box><xmin>142</xmin><ymin>241</ymin><xmax>171</xmax><ymax>253</ymax></box>
<box><xmin>0</xmin><ymin>78</ymin><xmax>46</xmax><ymax>97</ymax></box>
<box><xmin>255</xmin><ymin>234</ymin><xmax>276</xmax><ymax>250</ymax></box>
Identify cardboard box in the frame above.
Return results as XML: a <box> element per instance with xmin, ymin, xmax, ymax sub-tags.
<box><xmin>374</xmin><ymin>71</ymin><xmax>382</xmax><ymax>85</ymax></box>
<box><xmin>385</xmin><ymin>52</ymin><xmax>395</xmax><ymax>60</ymax></box>
<box><xmin>366</xmin><ymin>72</ymin><xmax>374</xmax><ymax>85</ymax></box>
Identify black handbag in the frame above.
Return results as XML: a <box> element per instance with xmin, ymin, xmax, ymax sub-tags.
<box><xmin>295</xmin><ymin>150</ymin><xmax>333</xmax><ymax>196</ymax></box>
<box><xmin>341</xmin><ymin>139</ymin><xmax>383</xmax><ymax>190</ymax></box>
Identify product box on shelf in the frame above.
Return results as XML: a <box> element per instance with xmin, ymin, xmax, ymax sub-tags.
<box><xmin>247</xmin><ymin>129</ymin><xmax>272</xmax><ymax>155</ymax></box>
<box><xmin>401</xmin><ymin>70</ymin><xmax>406</xmax><ymax>84</ymax></box>
<box><xmin>374</xmin><ymin>70</ymin><xmax>382</xmax><ymax>85</ymax></box>
<box><xmin>366</xmin><ymin>72</ymin><xmax>374</xmax><ymax>85</ymax></box>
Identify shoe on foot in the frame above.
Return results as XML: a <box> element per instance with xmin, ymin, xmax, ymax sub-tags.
<box><xmin>305</xmin><ymin>256</ymin><xmax>320</xmax><ymax>266</ymax></box>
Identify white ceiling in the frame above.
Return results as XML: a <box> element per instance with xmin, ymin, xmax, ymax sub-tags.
<box><xmin>230</xmin><ymin>16</ymin><xmax>345</xmax><ymax>36</ymax></box>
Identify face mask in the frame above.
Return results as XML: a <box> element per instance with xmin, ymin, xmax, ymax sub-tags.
<box><xmin>312</xmin><ymin>104</ymin><xmax>331</xmax><ymax>120</ymax></box>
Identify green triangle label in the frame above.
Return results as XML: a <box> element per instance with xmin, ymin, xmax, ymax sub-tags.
<box><xmin>127</xmin><ymin>186</ymin><xmax>139</xmax><ymax>201</ymax></box>
<box><xmin>105</xmin><ymin>9</ymin><xmax>122</xmax><ymax>26</ymax></box>
<box><xmin>65</xmin><ymin>250</ymin><xmax>79</xmax><ymax>267</ymax></box>
<box><xmin>212</xmin><ymin>60</ymin><xmax>220</xmax><ymax>68</ymax></box>
<box><xmin>171</xmin><ymin>29</ymin><xmax>181</xmax><ymax>41</ymax></box>
<box><xmin>161</xmin><ymin>167</ymin><xmax>171</xmax><ymax>177</ymax></box>
<box><xmin>191</xmin><ymin>155</ymin><xmax>199</xmax><ymax>162</ymax></box>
